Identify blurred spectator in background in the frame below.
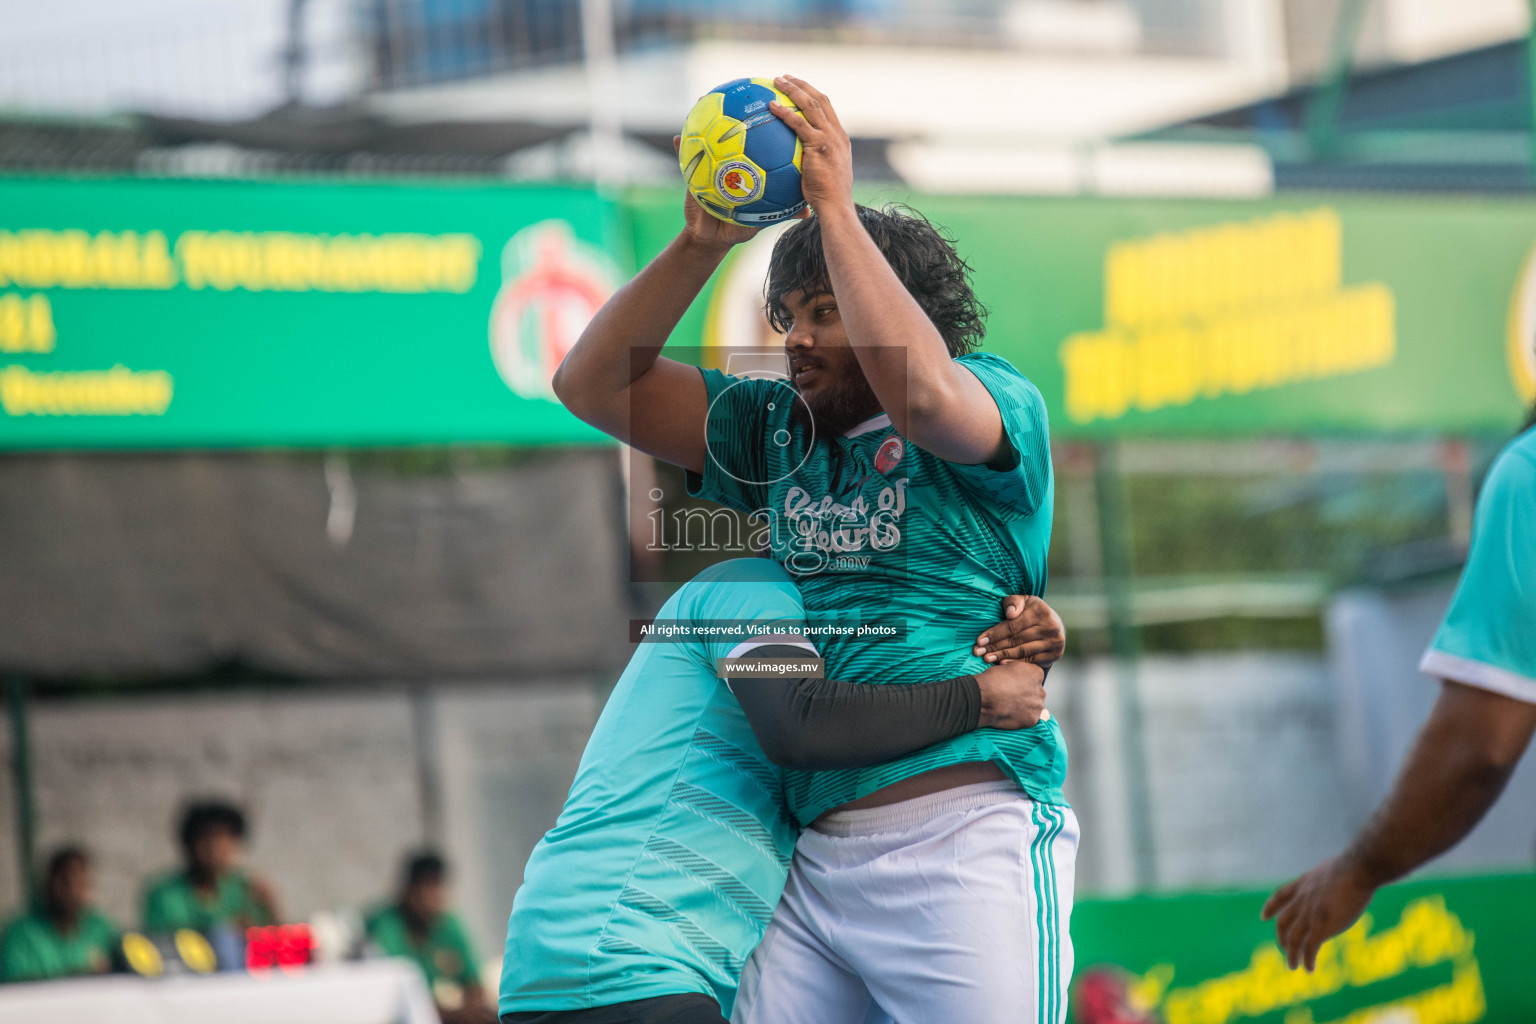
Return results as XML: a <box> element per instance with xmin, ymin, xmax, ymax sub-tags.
<box><xmin>142</xmin><ymin>800</ymin><xmax>280</xmax><ymax>935</ymax></box>
<box><xmin>367</xmin><ymin>852</ymin><xmax>490</xmax><ymax>1024</ymax></box>
<box><xmin>0</xmin><ymin>846</ymin><xmax>119</xmax><ymax>983</ymax></box>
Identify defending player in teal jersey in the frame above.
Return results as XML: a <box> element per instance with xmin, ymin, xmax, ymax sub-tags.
<box><xmin>548</xmin><ymin>74</ymin><xmax>1073</xmax><ymax>1024</ymax></box>
<box><xmin>501</xmin><ymin>560</ymin><xmax>1061</xmax><ymax>1023</ymax></box>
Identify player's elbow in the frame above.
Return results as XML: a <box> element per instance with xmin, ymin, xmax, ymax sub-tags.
<box><xmin>900</xmin><ymin>383</ymin><xmax>949</xmax><ymax>432</ymax></box>
<box><xmin>1465</xmin><ymin>739</ymin><xmax>1524</xmax><ymax>783</ymax></box>
<box><xmin>550</xmin><ymin>361</ymin><xmax>610</xmax><ymax>427</ymax></box>
<box><xmin>901</xmin><ymin>379</ymin><xmax>990</xmax><ymax>455</ymax></box>
<box><xmin>549</xmin><ymin>358</ymin><xmax>581</xmax><ymax>409</ymax></box>
<box><xmin>1439</xmin><ymin>731</ymin><xmax>1523</xmax><ymax>806</ymax></box>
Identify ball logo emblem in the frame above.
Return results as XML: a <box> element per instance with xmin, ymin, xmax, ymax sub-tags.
<box><xmin>875</xmin><ymin>436</ymin><xmax>905</xmax><ymax>475</ymax></box>
<box><xmin>715</xmin><ymin>160</ymin><xmax>764</xmax><ymax>204</ymax></box>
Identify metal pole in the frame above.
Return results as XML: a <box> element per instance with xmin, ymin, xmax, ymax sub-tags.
<box><xmin>1525</xmin><ymin>0</ymin><xmax>1536</xmax><ymax>184</ymax></box>
<box><xmin>1093</xmin><ymin>442</ymin><xmax>1157</xmax><ymax>890</ymax></box>
<box><xmin>1442</xmin><ymin>440</ymin><xmax>1475</xmax><ymax>548</ymax></box>
<box><xmin>8</xmin><ymin>675</ymin><xmax>37</xmax><ymax>908</ymax></box>
<box><xmin>1305</xmin><ymin>0</ymin><xmax>1371</xmax><ymax>160</ymax></box>
<box><xmin>281</xmin><ymin>0</ymin><xmax>312</xmax><ymax>105</ymax></box>
<box><xmin>580</xmin><ymin>0</ymin><xmax>625</xmax><ymax>193</ymax></box>
<box><xmin>410</xmin><ymin>684</ymin><xmax>444</xmax><ymax>846</ymax></box>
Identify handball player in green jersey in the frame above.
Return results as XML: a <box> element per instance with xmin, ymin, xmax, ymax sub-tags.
<box><xmin>1265</xmin><ymin>401</ymin><xmax>1536</xmax><ymax>972</ymax></box>
<box><xmin>542</xmin><ymin>74</ymin><xmax>1074</xmax><ymax>1024</ymax></box>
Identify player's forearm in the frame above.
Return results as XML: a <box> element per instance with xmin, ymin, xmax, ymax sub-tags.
<box><xmin>1342</xmin><ymin>684</ymin><xmax>1532</xmax><ymax>889</ymax></box>
<box><xmin>816</xmin><ymin>204</ymin><xmax>964</xmax><ymax>429</ymax></box>
<box><xmin>551</xmin><ymin>231</ymin><xmax>728</xmax><ymax>418</ymax></box>
<box><xmin>730</xmin><ymin>645</ymin><xmax>981</xmax><ymax>770</ymax></box>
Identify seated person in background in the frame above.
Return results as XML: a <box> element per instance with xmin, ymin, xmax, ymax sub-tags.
<box><xmin>0</xmin><ymin>846</ymin><xmax>119</xmax><ymax>983</ymax></box>
<box><xmin>142</xmin><ymin>800</ymin><xmax>279</xmax><ymax>935</ymax></box>
<box><xmin>368</xmin><ymin>852</ymin><xmax>492</xmax><ymax>1024</ymax></box>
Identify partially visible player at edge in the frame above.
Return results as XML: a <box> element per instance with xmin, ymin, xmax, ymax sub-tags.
<box><xmin>1263</xmin><ymin>399</ymin><xmax>1536</xmax><ymax>972</ymax></box>
<box><xmin>547</xmin><ymin>73</ymin><xmax>1074</xmax><ymax>1024</ymax></box>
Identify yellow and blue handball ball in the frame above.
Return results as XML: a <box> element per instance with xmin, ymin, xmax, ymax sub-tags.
<box><xmin>679</xmin><ymin>77</ymin><xmax>806</xmax><ymax>226</ymax></box>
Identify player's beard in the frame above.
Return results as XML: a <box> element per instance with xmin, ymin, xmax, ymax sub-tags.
<box><xmin>791</xmin><ymin>367</ymin><xmax>883</xmax><ymax>439</ymax></box>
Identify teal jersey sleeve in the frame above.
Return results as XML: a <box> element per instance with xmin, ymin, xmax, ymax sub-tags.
<box><xmin>501</xmin><ymin>558</ymin><xmax>812</xmax><ymax>1014</ymax></box>
<box><xmin>686</xmin><ymin>367</ymin><xmax>793</xmax><ymax>515</ymax></box>
<box><xmin>945</xmin><ymin>353</ymin><xmax>1052</xmax><ymax>519</ymax></box>
<box><xmin>664</xmin><ymin>557</ymin><xmax>817</xmax><ymax>665</ymax></box>
<box><xmin>1420</xmin><ymin>432</ymin><xmax>1536</xmax><ymax>702</ymax></box>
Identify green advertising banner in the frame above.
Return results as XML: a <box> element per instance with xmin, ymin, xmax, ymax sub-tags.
<box><xmin>5</xmin><ymin>177</ymin><xmax>1535</xmax><ymax>448</ymax></box>
<box><xmin>0</xmin><ymin>177</ymin><xmax>626</xmax><ymax>448</ymax></box>
<box><xmin>1069</xmin><ymin>872</ymin><xmax>1536</xmax><ymax>1024</ymax></box>
<box><xmin>631</xmin><ymin>188</ymin><xmax>1536</xmax><ymax>438</ymax></box>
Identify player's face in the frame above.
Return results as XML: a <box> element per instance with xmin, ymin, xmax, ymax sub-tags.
<box><xmin>48</xmin><ymin>857</ymin><xmax>93</xmax><ymax>915</ymax></box>
<box><xmin>192</xmin><ymin>826</ymin><xmax>244</xmax><ymax>874</ymax></box>
<box><xmin>405</xmin><ymin>878</ymin><xmax>448</xmax><ymax>919</ymax></box>
<box><xmin>781</xmin><ymin>288</ymin><xmax>881</xmax><ymax>436</ymax></box>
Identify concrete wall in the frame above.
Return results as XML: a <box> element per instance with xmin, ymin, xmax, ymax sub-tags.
<box><xmin>0</xmin><ymin>681</ymin><xmax>599</xmax><ymax>971</ymax></box>
<box><xmin>432</xmin><ymin>685</ymin><xmax>603</xmax><ymax>965</ymax></box>
<box><xmin>9</xmin><ymin>642</ymin><xmax>1489</xmax><ymax>972</ymax></box>
<box><xmin>1053</xmin><ymin>652</ymin><xmax>1354</xmax><ymax>894</ymax></box>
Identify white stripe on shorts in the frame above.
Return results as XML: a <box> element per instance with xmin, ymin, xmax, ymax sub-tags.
<box><xmin>731</xmin><ymin>781</ymin><xmax>1078</xmax><ymax>1024</ymax></box>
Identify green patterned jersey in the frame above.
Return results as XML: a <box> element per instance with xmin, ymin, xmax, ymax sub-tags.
<box><xmin>141</xmin><ymin>870</ymin><xmax>273</xmax><ymax>935</ymax></box>
<box><xmin>0</xmin><ymin>908</ymin><xmax>117</xmax><ymax>982</ymax></box>
<box><xmin>687</xmin><ymin>351</ymin><xmax>1067</xmax><ymax>824</ymax></box>
<box><xmin>367</xmin><ymin>905</ymin><xmax>481</xmax><ymax>991</ymax></box>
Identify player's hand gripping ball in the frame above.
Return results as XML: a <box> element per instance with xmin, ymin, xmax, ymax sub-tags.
<box><xmin>679</xmin><ymin>78</ymin><xmax>806</xmax><ymax>226</ymax></box>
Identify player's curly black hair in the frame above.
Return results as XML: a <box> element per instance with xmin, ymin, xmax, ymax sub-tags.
<box><xmin>764</xmin><ymin>204</ymin><xmax>987</xmax><ymax>358</ymax></box>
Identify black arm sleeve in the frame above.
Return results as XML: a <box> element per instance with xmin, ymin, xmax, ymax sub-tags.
<box><xmin>726</xmin><ymin>645</ymin><xmax>982</xmax><ymax>770</ymax></box>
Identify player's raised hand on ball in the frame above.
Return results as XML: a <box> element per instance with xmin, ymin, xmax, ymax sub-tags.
<box><xmin>975</xmin><ymin>659</ymin><xmax>1048</xmax><ymax>730</ymax></box>
<box><xmin>673</xmin><ymin>135</ymin><xmax>760</xmax><ymax>251</ymax></box>
<box><xmin>1261</xmin><ymin>855</ymin><xmax>1376</xmax><ymax>971</ymax></box>
<box><xmin>769</xmin><ymin>75</ymin><xmax>853</xmax><ymax>214</ymax></box>
<box><xmin>975</xmin><ymin>595</ymin><xmax>1067</xmax><ymax>666</ymax></box>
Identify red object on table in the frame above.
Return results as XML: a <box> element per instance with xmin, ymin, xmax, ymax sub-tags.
<box><xmin>246</xmin><ymin>924</ymin><xmax>316</xmax><ymax>973</ymax></box>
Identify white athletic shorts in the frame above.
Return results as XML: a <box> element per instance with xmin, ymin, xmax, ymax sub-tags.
<box><xmin>731</xmin><ymin>780</ymin><xmax>1078</xmax><ymax>1024</ymax></box>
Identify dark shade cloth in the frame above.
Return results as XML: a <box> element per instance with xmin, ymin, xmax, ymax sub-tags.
<box><xmin>0</xmin><ymin>450</ymin><xmax>630</xmax><ymax>680</ymax></box>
